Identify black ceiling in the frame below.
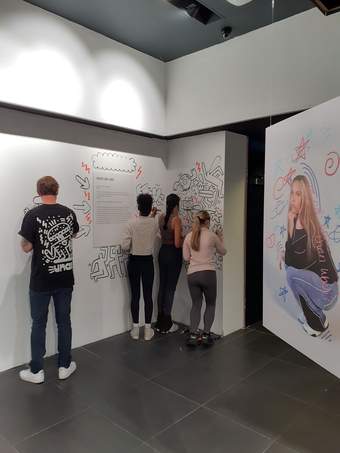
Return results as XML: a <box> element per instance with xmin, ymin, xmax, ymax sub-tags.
<box><xmin>25</xmin><ymin>0</ymin><xmax>315</xmax><ymax>61</ymax></box>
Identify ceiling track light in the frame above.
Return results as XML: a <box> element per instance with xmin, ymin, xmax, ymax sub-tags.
<box><xmin>167</xmin><ymin>0</ymin><xmax>221</xmax><ymax>25</ymax></box>
<box><xmin>311</xmin><ymin>0</ymin><xmax>340</xmax><ymax>15</ymax></box>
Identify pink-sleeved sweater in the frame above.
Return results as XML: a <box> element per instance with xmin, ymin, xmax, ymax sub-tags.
<box><xmin>183</xmin><ymin>228</ymin><xmax>226</xmax><ymax>275</ymax></box>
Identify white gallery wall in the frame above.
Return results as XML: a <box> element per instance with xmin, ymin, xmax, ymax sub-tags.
<box><xmin>0</xmin><ymin>0</ymin><xmax>166</xmax><ymax>135</ymax></box>
<box><xmin>223</xmin><ymin>132</ymin><xmax>248</xmax><ymax>335</ymax></box>
<box><xmin>166</xmin><ymin>8</ymin><xmax>340</xmax><ymax>135</ymax></box>
<box><xmin>0</xmin><ymin>125</ymin><xmax>237</xmax><ymax>371</ymax></box>
<box><xmin>168</xmin><ymin>132</ymin><xmax>226</xmax><ymax>334</ymax></box>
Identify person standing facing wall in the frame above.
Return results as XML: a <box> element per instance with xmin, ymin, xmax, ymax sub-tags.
<box><xmin>183</xmin><ymin>210</ymin><xmax>226</xmax><ymax>346</ymax></box>
<box><xmin>122</xmin><ymin>193</ymin><xmax>159</xmax><ymax>341</ymax></box>
<box><xmin>18</xmin><ymin>176</ymin><xmax>79</xmax><ymax>384</ymax></box>
<box><xmin>156</xmin><ymin>194</ymin><xmax>183</xmax><ymax>334</ymax></box>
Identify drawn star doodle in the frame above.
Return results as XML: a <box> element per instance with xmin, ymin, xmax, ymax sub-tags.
<box><xmin>323</xmin><ymin>215</ymin><xmax>332</xmax><ymax>229</ymax></box>
<box><xmin>278</xmin><ymin>286</ymin><xmax>288</xmax><ymax>303</ymax></box>
<box><xmin>279</xmin><ymin>225</ymin><xmax>287</xmax><ymax>238</ymax></box>
<box><xmin>328</xmin><ymin>226</ymin><xmax>340</xmax><ymax>244</ymax></box>
<box><xmin>292</xmin><ymin>135</ymin><xmax>311</xmax><ymax>162</ymax></box>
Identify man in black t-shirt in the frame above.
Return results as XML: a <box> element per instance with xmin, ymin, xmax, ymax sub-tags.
<box><xmin>19</xmin><ymin>176</ymin><xmax>79</xmax><ymax>384</ymax></box>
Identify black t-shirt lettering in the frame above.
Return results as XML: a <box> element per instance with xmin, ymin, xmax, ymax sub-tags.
<box><xmin>19</xmin><ymin>204</ymin><xmax>79</xmax><ymax>291</ymax></box>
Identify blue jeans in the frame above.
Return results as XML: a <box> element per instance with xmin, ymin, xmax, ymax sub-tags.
<box><xmin>29</xmin><ymin>288</ymin><xmax>73</xmax><ymax>373</ymax></box>
<box><xmin>286</xmin><ymin>266</ymin><xmax>338</xmax><ymax>326</ymax></box>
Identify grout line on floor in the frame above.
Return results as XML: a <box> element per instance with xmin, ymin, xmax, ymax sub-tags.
<box><xmin>13</xmin><ymin>405</ymin><xmax>91</xmax><ymax>447</ymax></box>
<box><xmin>203</xmin><ymin>405</ymin><xmax>272</xmax><ymax>440</ymax></box>
<box><xmin>148</xmin><ymin>405</ymin><xmax>201</xmax><ymax>442</ymax></box>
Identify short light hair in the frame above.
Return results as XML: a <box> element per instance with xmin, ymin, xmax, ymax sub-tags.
<box><xmin>37</xmin><ymin>176</ymin><xmax>59</xmax><ymax>196</ymax></box>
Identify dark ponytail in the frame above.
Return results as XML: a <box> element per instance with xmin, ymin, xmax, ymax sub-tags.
<box><xmin>164</xmin><ymin>194</ymin><xmax>180</xmax><ymax>230</ymax></box>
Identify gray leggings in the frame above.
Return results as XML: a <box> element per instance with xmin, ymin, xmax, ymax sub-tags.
<box><xmin>187</xmin><ymin>270</ymin><xmax>217</xmax><ymax>333</ymax></box>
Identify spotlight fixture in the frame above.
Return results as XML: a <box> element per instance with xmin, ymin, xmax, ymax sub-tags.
<box><xmin>311</xmin><ymin>0</ymin><xmax>340</xmax><ymax>15</ymax></box>
<box><xmin>167</xmin><ymin>0</ymin><xmax>221</xmax><ymax>25</ymax></box>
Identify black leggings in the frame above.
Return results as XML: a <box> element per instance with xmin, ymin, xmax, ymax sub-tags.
<box><xmin>127</xmin><ymin>255</ymin><xmax>154</xmax><ymax>324</ymax></box>
<box><xmin>187</xmin><ymin>270</ymin><xmax>217</xmax><ymax>333</ymax></box>
<box><xmin>157</xmin><ymin>245</ymin><xmax>182</xmax><ymax>330</ymax></box>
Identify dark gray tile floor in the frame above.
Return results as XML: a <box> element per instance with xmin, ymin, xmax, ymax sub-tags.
<box><xmin>0</xmin><ymin>325</ymin><xmax>339</xmax><ymax>453</ymax></box>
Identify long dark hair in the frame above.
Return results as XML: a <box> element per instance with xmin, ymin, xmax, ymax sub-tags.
<box><xmin>163</xmin><ymin>194</ymin><xmax>180</xmax><ymax>230</ymax></box>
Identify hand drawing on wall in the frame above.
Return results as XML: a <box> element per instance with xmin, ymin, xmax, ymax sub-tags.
<box><xmin>90</xmin><ymin>246</ymin><xmax>128</xmax><ymax>281</ymax></box>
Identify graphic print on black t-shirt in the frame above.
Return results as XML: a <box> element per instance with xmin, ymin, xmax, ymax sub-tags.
<box><xmin>38</xmin><ymin>213</ymin><xmax>74</xmax><ymax>274</ymax></box>
<box><xmin>19</xmin><ymin>204</ymin><xmax>79</xmax><ymax>291</ymax></box>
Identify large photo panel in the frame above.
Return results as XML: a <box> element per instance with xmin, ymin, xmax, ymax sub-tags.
<box><xmin>264</xmin><ymin>96</ymin><xmax>340</xmax><ymax>377</ymax></box>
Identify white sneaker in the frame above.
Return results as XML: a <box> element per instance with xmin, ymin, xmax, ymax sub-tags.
<box><xmin>58</xmin><ymin>361</ymin><xmax>77</xmax><ymax>380</ymax></box>
<box><xmin>130</xmin><ymin>326</ymin><xmax>140</xmax><ymax>340</ymax></box>
<box><xmin>169</xmin><ymin>323</ymin><xmax>179</xmax><ymax>333</ymax></box>
<box><xmin>302</xmin><ymin>320</ymin><xmax>329</xmax><ymax>337</ymax></box>
<box><xmin>19</xmin><ymin>368</ymin><xmax>44</xmax><ymax>384</ymax></box>
<box><xmin>144</xmin><ymin>326</ymin><xmax>154</xmax><ymax>341</ymax></box>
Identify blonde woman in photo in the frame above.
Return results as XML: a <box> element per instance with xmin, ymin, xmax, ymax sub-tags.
<box><xmin>284</xmin><ymin>175</ymin><xmax>338</xmax><ymax>336</ymax></box>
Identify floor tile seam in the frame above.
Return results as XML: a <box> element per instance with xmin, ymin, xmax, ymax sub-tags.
<box><xmin>276</xmin><ymin>356</ymin><xmax>327</xmax><ymax>374</ymax></box>
<box><xmin>261</xmin><ymin>435</ymin><xmax>281</xmax><ymax>453</ymax></box>
<box><xmin>241</xmin><ymin>378</ymin><xmax>322</xmax><ymax>408</ymax></box>
<box><xmin>13</xmin><ymin>405</ymin><xmax>91</xmax><ymax>447</ymax></box>
<box><xmin>202</xmin><ymin>405</ymin><xmax>273</xmax><ymax>441</ymax></box>
<box><xmin>227</xmin><ymin>341</ymin><xmax>291</xmax><ymax>361</ymax></box>
<box><xmin>0</xmin><ymin>434</ymin><xmax>20</xmax><ymax>453</ymax></box>
<box><xmin>145</xmin><ymin>379</ymin><xmax>201</xmax><ymax>406</ymax></box>
<box><xmin>205</xmin><ymin>393</ymin><xmax>311</xmax><ymax>445</ymax></box>
<box><xmin>90</xmin><ymin>406</ymin><xmax>147</xmax><ymax>446</ymax></box>
<box><xmin>147</xmin><ymin>405</ymin><xmax>201</xmax><ymax>442</ymax></box>
<box><xmin>200</xmin><ymin>355</ymin><xmax>288</xmax><ymax>407</ymax></box>
<box><xmin>306</xmin><ymin>398</ymin><xmax>340</xmax><ymax>419</ymax></box>
<box><xmin>146</xmin><ymin>351</ymin><xmax>207</xmax><ymax>381</ymax></box>
<box><xmin>137</xmin><ymin>442</ymin><xmax>161</xmax><ymax>453</ymax></box>
<box><xmin>80</xmin><ymin>346</ymin><xmax>152</xmax><ymax>384</ymax></box>
<box><xmin>274</xmin><ymin>357</ymin><xmax>338</xmax><ymax>381</ymax></box>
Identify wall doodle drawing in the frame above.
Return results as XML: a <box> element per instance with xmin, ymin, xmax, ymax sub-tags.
<box><xmin>90</xmin><ymin>246</ymin><xmax>128</xmax><ymax>281</ymax></box>
<box><xmin>92</xmin><ymin>152</ymin><xmax>137</xmax><ymax>174</ymax></box>
<box><xmin>136</xmin><ymin>183</ymin><xmax>165</xmax><ymax>209</ymax></box>
<box><xmin>74</xmin><ymin>166</ymin><xmax>92</xmax><ymax>238</ymax></box>
<box><xmin>173</xmin><ymin>156</ymin><xmax>224</xmax><ymax>235</ymax></box>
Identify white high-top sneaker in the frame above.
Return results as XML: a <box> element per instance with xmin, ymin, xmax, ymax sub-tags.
<box><xmin>130</xmin><ymin>325</ymin><xmax>140</xmax><ymax>340</ymax></box>
<box><xmin>19</xmin><ymin>368</ymin><xmax>45</xmax><ymax>384</ymax></box>
<box><xmin>144</xmin><ymin>325</ymin><xmax>154</xmax><ymax>341</ymax></box>
<box><xmin>59</xmin><ymin>361</ymin><xmax>77</xmax><ymax>380</ymax></box>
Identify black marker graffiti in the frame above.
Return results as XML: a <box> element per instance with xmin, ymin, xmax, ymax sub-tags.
<box><xmin>173</xmin><ymin>156</ymin><xmax>224</xmax><ymax>235</ymax></box>
<box><xmin>90</xmin><ymin>246</ymin><xmax>128</xmax><ymax>281</ymax></box>
<box><xmin>76</xmin><ymin>225</ymin><xmax>91</xmax><ymax>239</ymax></box>
<box><xmin>73</xmin><ymin>200</ymin><xmax>91</xmax><ymax>215</ymax></box>
<box><xmin>136</xmin><ymin>183</ymin><xmax>165</xmax><ymax>209</ymax></box>
<box><xmin>92</xmin><ymin>152</ymin><xmax>137</xmax><ymax>174</ymax></box>
<box><xmin>75</xmin><ymin>174</ymin><xmax>90</xmax><ymax>190</ymax></box>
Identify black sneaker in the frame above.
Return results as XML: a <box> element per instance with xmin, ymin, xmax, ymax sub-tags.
<box><xmin>201</xmin><ymin>332</ymin><xmax>214</xmax><ymax>346</ymax></box>
<box><xmin>186</xmin><ymin>332</ymin><xmax>200</xmax><ymax>347</ymax></box>
<box><xmin>299</xmin><ymin>296</ymin><xmax>328</xmax><ymax>333</ymax></box>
